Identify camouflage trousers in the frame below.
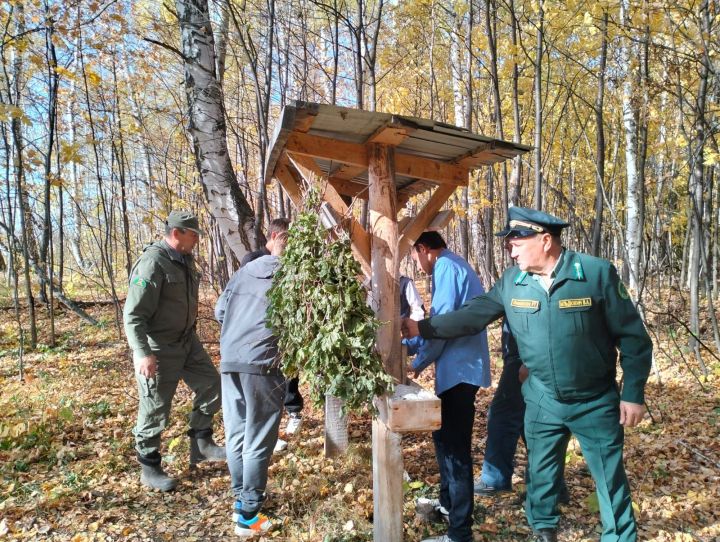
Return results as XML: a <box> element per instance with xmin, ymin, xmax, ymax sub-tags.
<box><xmin>133</xmin><ymin>334</ymin><xmax>221</xmax><ymax>457</ymax></box>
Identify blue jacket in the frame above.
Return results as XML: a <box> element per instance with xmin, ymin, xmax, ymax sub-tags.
<box><xmin>409</xmin><ymin>249</ymin><xmax>491</xmax><ymax>394</ymax></box>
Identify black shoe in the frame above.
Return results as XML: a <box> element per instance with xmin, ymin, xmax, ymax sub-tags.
<box><xmin>474</xmin><ymin>479</ymin><xmax>511</xmax><ymax>496</ymax></box>
<box><xmin>532</xmin><ymin>528</ymin><xmax>558</xmax><ymax>542</ymax></box>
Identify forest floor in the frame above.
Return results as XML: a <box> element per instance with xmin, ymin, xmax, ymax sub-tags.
<box><xmin>0</xmin><ymin>294</ymin><xmax>719</xmax><ymax>542</ymax></box>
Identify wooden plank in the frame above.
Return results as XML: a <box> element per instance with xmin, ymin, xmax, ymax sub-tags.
<box><xmin>372</xmin><ymin>419</ymin><xmax>404</xmax><ymax>542</ymax></box>
<box><xmin>331</xmin><ymin>163</ymin><xmax>367</xmax><ymax>181</ymax></box>
<box><xmin>286</xmin><ymin>132</ymin><xmax>368</xmax><ymax>167</ymax></box>
<box><xmin>271</xmin><ymin>153</ymin><xmax>304</xmax><ymax>208</ymax></box>
<box><xmin>329</xmin><ymin>177</ymin><xmax>368</xmax><ymax>199</ymax></box>
<box><xmin>428</xmin><ymin>209</ymin><xmax>455</xmax><ymax>231</ymax></box>
<box><xmin>367</xmin><ymin>123</ymin><xmax>413</xmax><ymax>146</ymax></box>
<box><xmin>286</xmin><ymin>132</ymin><xmax>469</xmax><ymax>186</ymax></box>
<box><xmin>398</xmin><ymin>184</ymin><xmax>458</xmax><ymax>258</ymax></box>
<box><xmin>286</xmin><ymin>153</ymin><xmax>372</xmax><ymax>277</ymax></box>
<box><xmin>367</xmin><ymin>143</ymin><xmax>402</xmax><ymax>382</ymax></box>
<box><xmin>394</xmin><ymin>153</ymin><xmax>469</xmax><ymax>186</ymax></box>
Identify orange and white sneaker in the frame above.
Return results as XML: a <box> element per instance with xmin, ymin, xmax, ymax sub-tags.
<box><xmin>235</xmin><ymin>512</ymin><xmax>273</xmax><ymax>538</ymax></box>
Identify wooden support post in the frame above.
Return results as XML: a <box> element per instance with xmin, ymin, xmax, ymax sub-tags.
<box><xmin>368</xmin><ymin>143</ymin><xmax>401</xmax><ymax>381</ymax></box>
<box><xmin>368</xmin><ymin>143</ymin><xmax>405</xmax><ymax>542</ymax></box>
<box><xmin>372</xmin><ymin>418</ymin><xmax>404</xmax><ymax>542</ymax></box>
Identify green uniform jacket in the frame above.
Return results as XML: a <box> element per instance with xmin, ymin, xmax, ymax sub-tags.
<box><xmin>123</xmin><ymin>240</ymin><xmax>201</xmax><ymax>357</ymax></box>
<box><xmin>418</xmin><ymin>250</ymin><xmax>652</xmax><ymax>404</ymax></box>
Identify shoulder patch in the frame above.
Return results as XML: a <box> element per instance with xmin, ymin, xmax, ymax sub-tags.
<box><xmin>559</xmin><ymin>297</ymin><xmax>592</xmax><ymax>309</ymax></box>
<box><xmin>132</xmin><ymin>277</ymin><xmax>149</xmax><ymax>289</ymax></box>
<box><xmin>618</xmin><ymin>281</ymin><xmax>630</xmax><ymax>300</ymax></box>
<box><xmin>511</xmin><ymin>298</ymin><xmax>539</xmax><ymax>309</ymax></box>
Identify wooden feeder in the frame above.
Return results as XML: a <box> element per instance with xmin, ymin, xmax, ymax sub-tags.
<box><xmin>265</xmin><ymin>101</ymin><xmax>530</xmax><ymax>541</ymax></box>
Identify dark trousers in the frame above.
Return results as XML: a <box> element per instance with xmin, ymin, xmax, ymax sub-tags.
<box><xmin>433</xmin><ymin>383</ymin><xmax>479</xmax><ymax>542</ymax></box>
<box><xmin>481</xmin><ymin>358</ymin><xmax>525</xmax><ymax>489</ymax></box>
<box><xmin>284</xmin><ymin>376</ymin><xmax>303</xmax><ymax>414</ymax></box>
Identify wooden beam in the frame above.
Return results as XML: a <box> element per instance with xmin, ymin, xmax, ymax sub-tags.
<box><xmin>286</xmin><ymin>153</ymin><xmax>372</xmax><ymax>277</ymax></box>
<box><xmin>329</xmin><ymin>177</ymin><xmax>368</xmax><ymax>199</ymax></box>
<box><xmin>367</xmin><ymin>143</ymin><xmax>402</xmax><ymax>381</ymax></box>
<box><xmin>428</xmin><ymin>209</ymin><xmax>455</xmax><ymax>231</ymax></box>
<box><xmin>368</xmin><ymin>147</ymin><xmax>405</xmax><ymax>542</ymax></box>
<box><xmin>366</xmin><ymin>123</ymin><xmax>412</xmax><ymax>146</ymax></box>
<box><xmin>331</xmin><ymin>163</ymin><xmax>366</xmax><ymax>181</ymax></box>
<box><xmin>398</xmin><ymin>184</ymin><xmax>458</xmax><ymax>258</ymax></box>
<box><xmin>285</xmin><ymin>132</ymin><xmax>469</xmax><ymax>186</ymax></box>
<box><xmin>372</xmin><ymin>419</ymin><xmax>403</xmax><ymax>542</ymax></box>
<box><xmin>272</xmin><ymin>154</ymin><xmax>304</xmax><ymax>208</ymax></box>
<box><xmin>286</xmin><ymin>132</ymin><xmax>368</xmax><ymax>167</ymax></box>
<box><xmin>394</xmin><ymin>154</ymin><xmax>468</xmax><ymax>185</ymax></box>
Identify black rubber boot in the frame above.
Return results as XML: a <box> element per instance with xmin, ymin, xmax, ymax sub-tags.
<box><xmin>188</xmin><ymin>428</ymin><xmax>226</xmax><ymax>466</ymax></box>
<box><xmin>138</xmin><ymin>452</ymin><xmax>177</xmax><ymax>492</ymax></box>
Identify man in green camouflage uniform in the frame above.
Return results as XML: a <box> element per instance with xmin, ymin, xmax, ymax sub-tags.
<box><xmin>123</xmin><ymin>210</ymin><xmax>224</xmax><ymax>492</ymax></box>
<box><xmin>403</xmin><ymin>207</ymin><xmax>652</xmax><ymax>542</ymax></box>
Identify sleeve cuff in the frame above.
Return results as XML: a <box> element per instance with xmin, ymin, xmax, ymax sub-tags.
<box><xmin>620</xmin><ymin>383</ymin><xmax>645</xmax><ymax>405</ymax></box>
<box><xmin>418</xmin><ymin>318</ymin><xmax>433</xmax><ymax>338</ymax></box>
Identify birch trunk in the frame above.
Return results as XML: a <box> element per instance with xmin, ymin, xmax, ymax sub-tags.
<box><xmin>619</xmin><ymin>0</ymin><xmax>641</xmax><ymax>290</ymax></box>
<box><xmin>176</xmin><ymin>0</ymin><xmax>255</xmax><ymax>261</ymax></box>
<box><xmin>533</xmin><ymin>3</ymin><xmax>544</xmax><ymax>210</ymax></box>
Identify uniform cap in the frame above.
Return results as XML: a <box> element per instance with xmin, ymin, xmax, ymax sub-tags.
<box><xmin>495</xmin><ymin>207</ymin><xmax>569</xmax><ymax>238</ymax></box>
<box><xmin>165</xmin><ymin>210</ymin><xmax>203</xmax><ymax>235</ymax></box>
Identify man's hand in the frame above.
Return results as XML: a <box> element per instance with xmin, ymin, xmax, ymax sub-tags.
<box><xmin>401</xmin><ymin>318</ymin><xmax>420</xmax><ymax>339</ymax></box>
<box><xmin>518</xmin><ymin>364</ymin><xmax>529</xmax><ymax>383</ymax></box>
<box><xmin>619</xmin><ymin>401</ymin><xmax>645</xmax><ymax>427</ymax></box>
<box><xmin>137</xmin><ymin>354</ymin><xmax>158</xmax><ymax>378</ymax></box>
<box><xmin>407</xmin><ymin>364</ymin><xmax>421</xmax><ymax>380</ymax></box>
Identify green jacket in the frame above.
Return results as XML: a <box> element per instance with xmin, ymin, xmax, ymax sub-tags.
<box><xmin>418</xmin><ymin>250</ymin><xmax>652</xmax><ymax>404</ymax></box>
<box><xmin>123</xmin><ymin>240</ymin><xmax>201</xmax><ymax>357</ymax></box>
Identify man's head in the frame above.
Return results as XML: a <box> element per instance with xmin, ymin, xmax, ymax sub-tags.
<box><xmin>412</xmin><ymin>231</ymin><xmax>447</xmax><ymax>275</ymax></box>
<box><xmin>164</xmin><ymin>210</ymin><xmax>202</xmax><ymax>255</ymax></box>
<box><xmin>266</xmin><ymin>218</ymin><xmax>290</xmax><ymax>253</ymax></box>
<box><xmin>496</xmin><ymin>207</ymin><xmax>568</xmax><ymax>274</ymax></box>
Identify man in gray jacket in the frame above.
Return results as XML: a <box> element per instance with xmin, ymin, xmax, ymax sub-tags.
<box><xmin>215</xmin><ymin>231</ymin><xmax>288</xmax><ymax>537</ymax></box>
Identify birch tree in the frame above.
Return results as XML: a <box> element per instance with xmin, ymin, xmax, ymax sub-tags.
<box><xmin>175</xmin><ymin>0</ymin><xmax>256</xmax><ymax>261</ymax></box>
<box><xmin>619</xmin><ymin>0</ymin><xmax>642</xmax><ymax>290</ymax></box>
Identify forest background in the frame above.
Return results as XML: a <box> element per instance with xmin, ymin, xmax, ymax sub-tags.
<box><xmin>0</xmin><ymin>0</ymin><xmax>719</xmax><ymax>541</ymax></box>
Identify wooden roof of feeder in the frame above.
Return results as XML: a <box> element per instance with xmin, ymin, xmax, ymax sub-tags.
<box><xmin>265</xmin><ymin>101</ymin><xmax>531</xmax><ymax>276</ymax></box>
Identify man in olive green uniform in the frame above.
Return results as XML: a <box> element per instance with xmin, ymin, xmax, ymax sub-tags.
<box><xmin>124</xmin><ymin>210</ymin><xmax>224</xmax><ymax>492</ymax></box>
<box><xmin>403</xmin><ymin>207</ymin><xmax>652</xmax><ymax>542</ymax></box>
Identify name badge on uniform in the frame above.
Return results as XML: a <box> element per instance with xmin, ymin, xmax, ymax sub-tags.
<box><xmin>511</xmin><ymin>299</ymin><xmax>539</xmax><ymax>309</ymax></box>
<box><xmin>558</xmin><ymin>298</ymin><xmax>592</xmax><ymax>309</ymax></box>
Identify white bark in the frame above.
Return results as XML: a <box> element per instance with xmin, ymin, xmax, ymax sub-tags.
<box><xmin>175</xmin><ymin>0</ymin><xmax>255</xmax><ymax>261</ymax></box>
<box><xmin>449</xmin><ymin>8</ymin><xmax>466</xmax><ymax>127</ymax></box>
<box><xmin>620</xmin><ymin>0</ymin><xmax>641</xmax><ymax>290</ymax></box>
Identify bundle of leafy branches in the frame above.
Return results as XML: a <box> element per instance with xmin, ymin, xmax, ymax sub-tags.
<box><xmin>267</xmin><ymin>190</ymin><xmax>394</xmax><ymax>413</ymax></box>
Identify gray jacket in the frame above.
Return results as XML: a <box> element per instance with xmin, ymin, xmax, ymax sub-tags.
<box><xmin>215</xmin><ymin>255</ymin><xmax>282</xmax><ymax>375</ymax></box>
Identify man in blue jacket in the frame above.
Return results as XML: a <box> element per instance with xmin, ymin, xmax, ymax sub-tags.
<box><xmin>408</xmin><ymin>231</ymin><xmax>491</xmax><ymax>542</ymax></box>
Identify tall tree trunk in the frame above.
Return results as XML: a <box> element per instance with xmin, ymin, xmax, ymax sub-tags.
<box><xmin>10</xmin><ymin>2</ymin><xmax>37</xmax><ymax>348</ymax></box>
<box><xmin>620</xmin><ymin>0</ymin><xmax>641</xmax><ymax>290</ymax></box>
<box><xmin>176</xmin><ymin>0</ymin><xmax>256</xmax><ymax>261</ymax></box>
<box><xmin>508</xmin><ymin>0</ymin><xmax>522</xmax><ymax>207</ymax></box>
<box><xmin>533</xmin><ymin>3</ymin><xmax>544</xmax><ymax>210</ymax></box>
<box><xmin>591</xmin><ymin>11</ymin><xmax>608</xmax><ymax>256</ymax></box>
